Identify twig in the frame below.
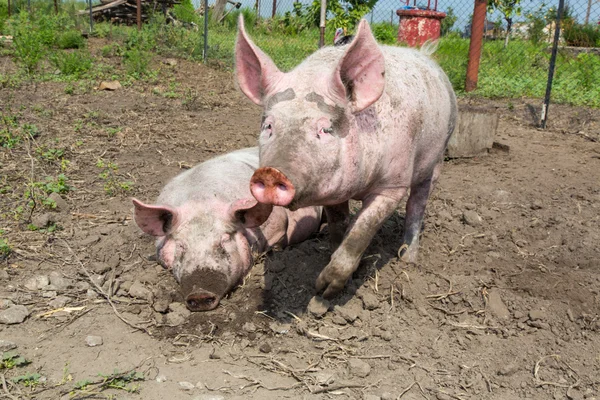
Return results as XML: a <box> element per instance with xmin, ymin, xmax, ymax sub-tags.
<box><xmin>398</xmin><ymin>381</ymin><xmax>429</xmax><ymax>399</ymax></box>
<box><xmin>533</xmin><ymin>355</ymin><xmax>580</xmax><ymax>389</ymax></box>
<box><xmin>222</xmin><ymin>370</ymin><xmax>301</xmax><ymax>391</ymax></box>
<box><xmin>311</xmin><ymin>382</ymin><xmax>369</xmax><ymax>394</ymax></box>
<box><xmin>0</xmin><ymin>373</ymin><xmax>18</xmax><ymax>400</ymax></box>
<box><xmin>61</xmin><ymin>239</ymin><xmax>152</xmax><ymax>335</ymax></box>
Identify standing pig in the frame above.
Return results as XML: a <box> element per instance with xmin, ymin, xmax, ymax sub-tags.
<box><xmin>132</xmin><ymin>147</ymin><xmax>322</xmax><ymax>311</ymax></box>
<box><xmin>235</xmin><ymin>18</ymin><xmax>457</xmax><ymax>298</ymax></box>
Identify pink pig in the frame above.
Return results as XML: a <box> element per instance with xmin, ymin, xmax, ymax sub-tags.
<box><xmin>235</xmin><ymin>18</ymin><xmax>457</xmax><ymax>298</ymax></box>
<box><xmin>132</xmin><ymin>147</ymin><xmax>322</xmax><ymax>311</ymax></box>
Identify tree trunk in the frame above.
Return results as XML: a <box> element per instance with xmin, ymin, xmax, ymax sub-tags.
<box><xmin>504</xmin><ymin>17</ymin><xmax>512</xmax><ymax>48</ymax></box>
<box><xmin>211</xmin><ymin>0</ymin><xmax>227</xmax><ymax>23</ymax></box>
<box><xmin>584</xmin><ymin>0</ymin><xmax>591</xmax><ymax>24</ymax></box>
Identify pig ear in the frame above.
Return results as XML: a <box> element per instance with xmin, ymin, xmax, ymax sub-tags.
<box><xmin>235</xmin><ymin>15</ymin><xmax>284</xmax><ymax>105</ymax></box>
<box><xmin>229</xmin><ymin>198</ymin><xmax>273</xmax><ymax>229</ymax></box>
<box><xmin>329</xmin><ymin>19</ymin><xmax>386</xmax><ymax>113</ymax></box>
<box><xmin>132</xmin><ymin>198</ymin><xmax>181</xmax><ymax>236</ymax></box>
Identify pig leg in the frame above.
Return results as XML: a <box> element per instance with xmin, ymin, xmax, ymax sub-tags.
<box><xmin>399</xmin><ymin>162</ymin><xmax>442</xmax><ymax>263</ymax></box>
<box><xmin>316</xmin><ymin>192</ymin><xmax>406</xmax><ymax>298</ymax></box>
<box><xmin>324</xmin><ymin>201</ymin><xmax>350</xmax><ymax>251</ymax></box>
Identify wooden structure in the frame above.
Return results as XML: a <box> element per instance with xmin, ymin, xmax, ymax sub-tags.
<box><xmin>78</xmin><ymin>0</ymin><xmax>179</xmax><ymax>24</ymax></box>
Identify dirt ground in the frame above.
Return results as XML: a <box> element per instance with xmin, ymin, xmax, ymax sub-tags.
<box><xmin>1</xmin><ymin>42</ymin><xmax>599</xmax><ymax>400</ymax></box>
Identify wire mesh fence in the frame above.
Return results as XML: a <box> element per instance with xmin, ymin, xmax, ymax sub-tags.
<box><xmin>0</xmin><ymin>0</ymin><xmax>598</xmax><ymax>109</ymax></box>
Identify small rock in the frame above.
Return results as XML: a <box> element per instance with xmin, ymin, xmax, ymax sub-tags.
<box><xmin>0</xmin><ymin>299</ymin><xmax>14</xmax><ymax>310</ymax></box>
<box><xmin>156</xmin><ymin>375</ymin><xmax>167</xmax><ymax>383</ymax></box>
<box><xmin>168</xmin><ymin>302</ymin><xmax>191</xmax><ymax>317</ymax></box>
<box><xmin>48</xmin><ymin>192</ymin><xmax>69</xmax><ymax>212</ymax></box>
<box><xmin>464</xmin><ymin>203</ymin><xmax>477</xmax><ymax>210</ymax></box>
<box><xmin>75</xmin><ymin>281</ymin><xmax>90</xmax><ymax>291</ymax></box>
<box><xmin>487</xmin><ymin>289</ymin><xmax>510</xmax><ymax>319</ymax></box>
<box><xmin>153</xmin><ymin>298</ymin><xmax>170</xmax><ymax>313</ymax></box>
<box><xmin>498</xmin><ymin>363</ymin><xmax>519</xmax><ymax>376</ymax></box>
<box><xmin>332</xmin><ymin>314</ymin><xmax>347</xmax><ymax>325</ymax></box>
<box><xmin>364</xmin><ymin>395</ymin><xmax>381</xmax><ymax>400</ymax></box>
<box><xmin>86</xmin><ymin>289</ymin><xmax>99</xmax><ymax>299</ymax></box>
<box><xmin>0</xmin><ymin>269</ymin><xmax>9</xmax><ymax>280</ymax></box>
<box><xmin>0</xmin><ymin>305</ymin><xmax>30</xmax><ymax>324</ymax></box>
<box><xmin>24</xmin><ymin>275</ymin><xmax>50</xmax><ymax>291</ymax></box>
<box><xmin>139</xmin><ymin>269</ymin><xmax>159</xmax><ymax>285</ymax></box>
<box><xmin>436</xmin><ymin>393</ymin><xmax>453</xmax><ymax>400</ymax></box>
<box><xmin>91</xmin><ymin>262</ymin><xmax>111</xmax><ymax>275</ymax></box>
<box><xmin>98</xmin><ymin>80</ymin><xmax>122</xmax><ymax>91</ymax></box>
<box><xmin>31</xmin><ymin>213</ymin><xmax>55</xmax><ymax>228</ymax></box>
<box><xmin>85</xmin><ymin>335</ymin><xmax>103</xmax><ymax>347</ymax></box>
<box><xmin>49</xmin><ymin>296</ymin><xmax>71</xmax><ymax>308</ymax></box>
<box><xmin>49</xmin><ymin>271</ymin><xmax>73</xmax><ymax>290</ymax></box>
<box><xmin>528</xmin><ymin>320</ymin><xmax>550</xmax><ymax>330</ymax></box>
<box><xmin>307</xmin><ymin>296</ymin><xmax>330</xmax><ymax>318</ymax></box>
<box><xmin>269</xmin><ymin>321</ymin><xmax>291</xmax><ymax>335</ymax></box>
<box><xmin>529</xmin><ymin>310</ymin><xmax>547</xmax><ymax>321</ymax></box>
<box><xmin>259</xmin><ymin>342</ymin><xmax>272</xmax><ymax>353</ymax></box>
<box><xmin>566</xmin><ymin>309</ymin><xmax>575</xmax><ymax>322</ymax></box>
<box><xmin>179</xmin><ymin>381</ymin><xmax>195</xmax><ymax>391</ymax></box>
<box><xmin>0</xmin><ymin>340</ymin><xmax>17</xmax><ymax>352</ymax></box>
<box><xmin>513</xmin><ymin>310</ymin><xmax>525</xmax><ymax>319</ymax></box>
<box><xmin>380</xmin><ymin>331</ymin><xmax>393</xmax><ymax>341</ymax></box>
<box><xmin>128</xmin><ymin>281</ymin><xmax>152</xmax><ymax>302</ymax></box>
<box><xmin>163</xmin><ymin>58</ymin><xmax>178</xmax><ymax>66</ymax></box>
<box><xmin>530</xmin><ymin>200</ymin><xmax>543</xmax><ymax>210</ymax></box>
<box><xmin>359</xmin><ymin>292</ymin><xmax>380</xmax><ymax>310</ymax></box>
<box><xmin>120</xmin><ymin>280</ymin><xmax>133</xmax><ymax>292</ymax></box>
<box><xmin>42</xmin><ymin>290</ymin><xmax>57</xmax><ymax>298</ymax></box>
<box><xmin>462</xmin><ymin>210</ymin><xmax>482</xmax><ymax>226</ymax></box>
<box><xmin>166</xmin><ymin>312</ymin><xmax>186</xmax><ymax>327</ymax></box>
<box><xmin>334</xmin><ymin>304</ymin><xmax>359</xmax><ymax>322</ymax></box>
<box><xmin>243</xmin><ymin>322</ymin><xmax>257</xmax><ymax>333</ymax></box>
<box><xmin>348</xmin><ymin>358</ymin><xmax>371</xmax><ymax>378</ymax></box>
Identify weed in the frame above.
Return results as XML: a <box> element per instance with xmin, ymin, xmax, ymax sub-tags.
<box><xmin>56</xmin><ymin>30</ymin><xmax>85</xmax><ymax>49</ymax></box>
<box><xmin>0</xmin><ymin>238</ymin><xmax>11</xmax><ymax>259</ymax></box>
<box><xmin>100</xmin><ymin>370</ymin><xmax>144</xmax><ymax>392</ymax></box>
<box><xmin>105</xmin><ymin>127</ymin><xmax>122</xmax><ymax>137</ymax></box>
<box><xmin>64</xmin><ymin>82</ymin><xmax>75</xmax><ymax>95</ymax></box>
<box><xmin>1</xmin><ymin>352</ymin><xmax>30</xmax><ymax>370</ymax></box>
<box><xmin>50</xmin><ymin>49</ymin><xmax>93</xmax><ymax>77</ymax></box>
<box><xmin>123</xmin><ymin>48</ymin><xmax>152</xmax><ymax>78</ymax></box>
<box><xmin>12</xmin><ymin>372</ymin><xmax>42</xmax><ymax>387</ymax></box>
<box><xmin>101</xmin><ymin>42</ymin><xmax>124</xmax><ymax>58</ymax></box>
<box><xmin>96</xmin><ymin>159</ymin><xmax>133</xmax><ymax>196</ymax></box>
<box><xmin>36</xmin><ymin>146</ymin><xmax>65</xmax><ymax>162</ymax></box>
<box><xmin>10</xmin><ymin>12</ymin><xmax>46</xmax><ymax>75</ymax></box>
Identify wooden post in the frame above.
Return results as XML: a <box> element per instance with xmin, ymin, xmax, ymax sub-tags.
<box><xmin>7</xmin><ymin>0</ymin><xmax>10</xmax><ymax>17</ymax></box>
<box><xmin>54</xmin><ymin>0</ymin><xmax>58</xmax><ymax>13</ymax></box>
<box><xmin>136</xmin><ymin>0</ymin><xmax>141</xmax><ymax>29</ymax></box>
<box><xmin>465</xmin><ymin>0</ymin><xmax>486</xmax><ymax>92</ymax></box>
<box><xmin>271</xmin><ymin>0</ymin><xmax>276</xmax><ymax>18</ymax></box>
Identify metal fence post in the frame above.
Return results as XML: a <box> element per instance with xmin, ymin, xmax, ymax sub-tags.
<box><xmin>465</xmin><ymin>0</ymin><xmax>486</xmax><ymax>92</ymax></box>
<box><xmin>88</xmin><ymin>0</ymin><xmax>94</xmax><ymax>33</ymax></box>
<box><xmin>319</xmin><ymin>0</ymin><xmax>326</xmax><ymax>48</ymax></box>
<box><xmin>540</xmin><ymin>0</ymin><xmax>565</xmax><ymax>129</ymax></box>
<box><xmin>203</xmin><ymin>0</ymin><xmax>209</xmax><ymax>63</ymax></box>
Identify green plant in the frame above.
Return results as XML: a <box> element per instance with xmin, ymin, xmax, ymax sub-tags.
<box><xmin>123</xmin><ymin>48</ymin><xmax>152</xmax><ymax>78</ymax></box>
<box><xmin>563</xmin><ymin>23</ymin><xmax>600</xmax><ymax>48</ymax></box>
<box><xmin>56</xmin><ymin>30</ymin><xmax>85</xmax><ymax>49</ymax></box>
<box><xmin>172</xmin><ymin>0</ymin><xmax>199</xmax><ymax>24</ymax></box>
<box><xmin>441</xmin><ymin>7</ymin><xmax>457</xmax><ymax>36</ymax></box>
<box><xmin>50</xmin><ymin>49</ymin><xmax>93</xmax><ymax>76</ymax></box>
<box><xmin>96</xmin><ymin>159</ymin><xmax>133</xmax><ymax>196</ymax></box>
<box><xmin>12</xmin><ymin>372</ymin><xmax>41</xmax><ymax>387</ymax></box>
<box><xmin>371</xmin><ymin>22</ymin><xmax>397</xmax><ymax>45</ymax></box>
<box><xmin>0</xmin><ymin>238</ymin><xmax>11</xmax><ymax>259</ymax></box>
<box><xmin>105</xmin><ymin>127</ymin><xmax>122</xmax><ymax>136</ymax></box>
<box><xmin>36</xmin><ymin>146</ymin><xmax>65</xmax><ymax>162</ymax></box>
<box><xmin>11</xmin><ymin>12</ymin><xmax>46</xmax><ymax>75</ymax></box>
<box><xmin>1</xmin><ymin>352</ymin><xmax>30</xmax><ymax>370</ymax></box>
<box><xmin>101</xmin><ymin>43</ymin><xmax>124</xmax><ymax>57</ymax></box>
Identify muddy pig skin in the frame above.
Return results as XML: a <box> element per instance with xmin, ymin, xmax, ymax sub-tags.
<box><xmin>235</xmin><ymin>18</ymin><xmax>457</xmax><ymax>298</ymax></box>
<box><xmin>132</xmin><ymin>147</ymin><xmax>322</xmax><ymax>311</ymax></box>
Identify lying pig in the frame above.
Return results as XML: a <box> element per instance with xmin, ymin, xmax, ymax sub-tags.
<box><xmin>132</xmin><ymin>147</ymin><xmax>322</xmax><ymax>311</ymax></box>
<box><xmin>235</xmin><ymin>18</ymin><xmax>457</xmax><ymax>298</ymax></box>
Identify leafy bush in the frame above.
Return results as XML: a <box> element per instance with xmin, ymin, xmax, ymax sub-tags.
<box><xmin>56</xmin><ymin>30</ymin><xmax>86</xmax><ymax>49</ymax></box>
<box><xmin>49</xmin><ymin>49</ymin><xmax>93</xmax><ymax>76</ymax></box>
<box><xmin>441</xmin><ymin>7</ymin><xmax>457</xmax><ymax>36</ymax></box>
<box><xmin>10</xmin><ymin>12</ymin><xmax>46</xmax><ymax>75</ymax></box>
<box><xmin>372</xmin><ymin>22</ymin><xmax>396</xmax><ymax>45</ymax></box>
<box><xmin>172</xmin><ymin>0</ymin><xmax>199</xmax><ymax>24</ymax></box>
<box><xmin>123</xmin><ymin>48</ymin><xmax>152</xmax><ymax>77</ymax></box>
<box><xmin>563</xmin><ymin>23</ymin><xmax>600</xmax><ymax>48</ymax></box>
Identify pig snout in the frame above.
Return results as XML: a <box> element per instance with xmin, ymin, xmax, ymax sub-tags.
<box><xmin>180</xmin><ymin>269</ymin><xmax>230</xmax><ymax>312</ymax></box>
<box><xmin>250</xmin><ymin>167</ymin><xmax>295</xmax><ymax>207</ymax></box>
<box><xmin>186</xmin><ymin>290</ymin><xmax>220</xmax><ymax>311</ymax></box>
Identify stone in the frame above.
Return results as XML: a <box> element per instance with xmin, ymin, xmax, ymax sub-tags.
<box><xmin>348</xmin><ymin>358</ymin><xmax>371</xmax><ymax>378</ymax></box>
<box><xmin>156</xmin><ymin>375</ymin><xmax>167</xmax><ymax>383</ymax></box>
<box><xmin>31</xmin><ymin>213</ymin><xmax>55</xmax><ymax>228</ymax></box>
<box><xmin>49</xmin><ymin>296</ymin><xmax>71</xmax><ymax>309</ymax></box>
<box><xmin>530</xmin><ymin>200</ymin><xmax>543</xmax><ymax>210</ymax></box>
<box><xmin>91</xmin><ymin>262</ymin><xmax>111</xmax><ymax>275</ymax></box>
<box><xmin>269</xmin><ymin>321</ymin><xmax>291</xmax><ymax>335</ymax></box>
<box><xmin>0</xmin><ymin>305</ymin><xmax>30</xmax><ymax>324</ymax></box>
<box><xmin>48</xmin><ymin>192</ymin><xmax>69</xmax><ymax>212</ymax></box>
<box><xmin>0</xmin><ymin>269</ymin><xmax>9</xmax><ymax>280</ymax></box>
<box><xmin>166</xmin><ymin>312</ymin><xmax>186</xmax><ymax>327</ymax></box>
<box><xmin>153</xmin><ymin>298</ymin><xmax>170</xmax><ymax>313</ymax></box>
<box><xmin>259</xmin><ymin>342</ymin><xmax>272</xmax><ymax>353</ymax></box>
<box><xmin>163</xmin><ymin>59</ymin><xmax>178</xmax><ymax>66</ymax></box>
<box><xmin>359</xmin><ymin>292</ymin><xmax>380</xmax><ymax>311</ymax></box>
<box><xmin>24</xmin><ymin>275</ymin><xmax>50</xmax><ymax>291</ymax></box>
<box><xmin>192</xmin><ymin>395</ymin><xmax>225</xmax><ymax>400</ymax></box>
<box><xmin>75</xmin><ymin>281</ymin><xmax>91</xmax><ymax>291</ymax></box>
<box><xmin>446</xmin><ymin>110</ymin><xmax>499</xmax><ymax>158</ymax></box>
<box><xmin>120</xmin><ymin>280</ymin><xmax>133</xmax><ymax>292</ymax></box>
<box><xmin>98</xmin><ymin>81</ymin><xmax>122</xmax><ymax>91</ymax></box>
<box><xmin>334</xmin><ymin>304</ymin><xmax>359</xmax><ymax>323</ymax></box>
<box><xmin>49</xmin><ymin>271</ymin><xmax>73</xmax><ymax>290</ymax></box>
<box><xmin>128</xmin><ymin>281</ymin><xmax>152</xmax><ymax>302</ymax></box>
<box><xmin>242</xmin><ymin>322</ymin><xmax>257</xmax><ymax>333</ymax></box>
<box><xmin>0</xmin><ymin>340</ymin><xmax>17</xmax><ymax>352</ymax></box>
<box><xmin>498</xmin><ymin>363</ymin><xmax>519</xmax><ymax>376</ymax></box>
<box><xmin>307</xmin><ymin>296</ymin><xmax>330</xmax><ymax>318</ymax></box>
<box><xmin>179</xmin><ymin>381</ymin><xmax>195</xmax><ymax>391</ymax></box>
<box><xmin>85</xmin><ymin>335</ymin><xmax>103</xmax><ymax>347</ymax></box>
<box><xmin>0</xmin><ymin>299</ymin><xmax>14</xmax><ymax>310</ymax></box>
<box><xmin>332</xmin><ymin>314</ymin><xmax>347</xmax><ymax>325</ymax></box>
<box><xmin>42</xmin><ymin>291</ymin><xmax>57</xmax><ymax>298</ymax></box>
<box><xmin>462</xmin><ymin>210</ymin><xmax>482</xmax><ymax>227</ymax></box>
<box><xmin>529</xmin><ymin>310</ymin><xmax>547</xmax><ymax>321</ymax></box>
<box><xmin>168</xmin><ymin>302</ymin><xmax>191</xmax><ymax>317</ymax></box>
<box><xmin>487</xmin><ymin>289</ymin><xmax>510</xmax><ymax>319</ymax></box>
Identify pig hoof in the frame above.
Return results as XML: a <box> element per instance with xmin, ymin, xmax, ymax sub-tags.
<box><xmin>398</xmin><ymin>244</ymin><xmax>418</xmax><ymax>264</ymax></box>
<box><xmin>316</xmin><ymin>271</ymin><xmax>347</xmax><ymax>299</ymax></box>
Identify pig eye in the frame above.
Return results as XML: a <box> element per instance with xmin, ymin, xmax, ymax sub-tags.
<box><xmin>318</xmin><ymin>127</ymin><xmax>333</xmax><ymax>138</ymax></box>
<box><xmin>262</xmin><ymin>123</ymin><xmax>273</xmax><ymax>138</ymax></box>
